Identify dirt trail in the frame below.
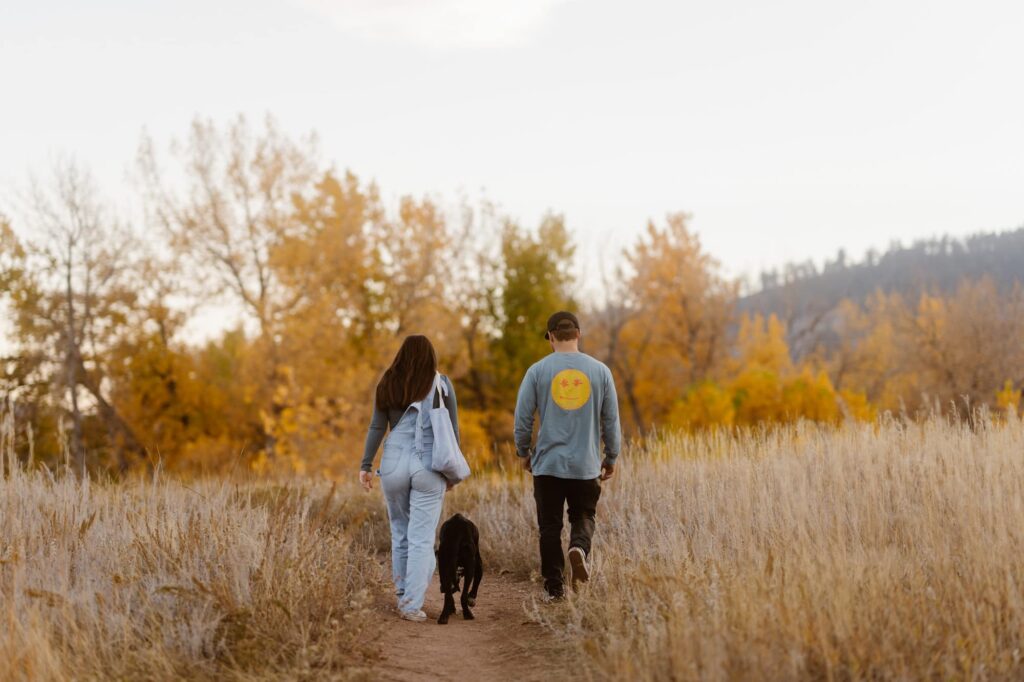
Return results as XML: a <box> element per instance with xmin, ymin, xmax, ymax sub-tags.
<box><xmin>371</xmin><ymin>574</ymin><xmax>570</xmax><ymax>682</ymax></box>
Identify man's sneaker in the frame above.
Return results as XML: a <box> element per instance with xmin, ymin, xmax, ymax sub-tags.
<box><xmin>568</xmin><ymin>547</ymin><xmax>590</xmax><ymax>590</ymax></box>
<box><xmin>542</xmin><ymin>589</ymin><xmax>565</xmax><ymax>604</ymax></box>
<box><xmin>399</xmin><ymin>609</ymin><xmax>427</xmax><ymax>622</ymax></box>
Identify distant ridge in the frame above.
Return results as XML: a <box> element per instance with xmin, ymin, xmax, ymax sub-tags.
<box><xmin>740</xmin><ymin>226</ymin><xmax>1024</xmax><ymax>354</ymax></box>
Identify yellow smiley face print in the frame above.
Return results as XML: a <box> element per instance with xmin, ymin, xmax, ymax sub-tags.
<box><xmin>551</xmin><ymin>369</ymin><xmax>592</xmax><ymax>410</ymax></box>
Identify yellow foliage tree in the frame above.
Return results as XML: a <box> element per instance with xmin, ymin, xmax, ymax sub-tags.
<box><xmin>605</xmin><ymin>214</ymin><xmax>734</xmax><ymax>433</ymax></box>
<box><xmin>780</xmin><ymin>370</ymin><xmax>841</xmax><ymax>424</ymax></box>
<box><xmin>669</xmin><ymin>313</ymin><xmax>876</xmax><ymax>431</ymax></box>
<box><xmin>734</xmin><ymin>314</ymin><xmax>792</xmax><ymax>374</ymax></box>
<box><xmin>667</xmin><ymin>382</ymin><xmax>735</xmax><ymax>430</ymax></box>
<box><xmin>996</xmin><ymin>380</ymin><xmax>1021</xmax><ymax>416</ymax></box>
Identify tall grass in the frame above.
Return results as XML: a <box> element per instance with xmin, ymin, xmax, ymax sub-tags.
<box><xmin>1</xmin><ymin>408</ymin><xmax>386</xmax><ymax>680</ymax></box>
<box><xmin>459</xmin><ymin>415</ymin><xmax>1024</xmax><ymax>680</ymax></box>
<box><xmin>5</xmin><ymin>406</ymin><xmax>1024</xmax><ymax>680</ymax></box>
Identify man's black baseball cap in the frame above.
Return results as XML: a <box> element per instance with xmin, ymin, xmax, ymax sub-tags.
<box><xmin>544</xmin><ymin>311</ymin><xmax>581</xmax><ymax>340</ymax></box>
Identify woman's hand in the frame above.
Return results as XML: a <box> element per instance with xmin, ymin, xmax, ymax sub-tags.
<box><xmin>359</xmin><ymin>470</ymin><xmax>374</xmax><ymax>491</ymax></box>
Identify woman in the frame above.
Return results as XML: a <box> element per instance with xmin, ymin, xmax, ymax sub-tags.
<box><xmin>359</xmin><ymin>335</ymin><xmax>460</xmax><ymax>622</ymax></box>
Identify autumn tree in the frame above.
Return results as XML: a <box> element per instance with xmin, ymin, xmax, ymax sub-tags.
<box><xmin>137</xmin><ymin>116</ymin><xmax>318</xmax><ymax>341</ymax></box>
<box><xmin>260</xmin><ymin>170</ymin><xmax>383</xmax><ymax>469</ymax></box>
<box><xmin>825</xmin><ymin>279</ymin><xmax>1024</xmax><ymax>416</ymax></box>
<box><xmin>490</xmin><ymin>214</ymin><xmax>576</xmax><ymax>418</ymax></box>
<box><xmin>597</xmin><ymin>213</ymin><xmax>734</xmax><ymax>433</ymax></box>
<box><xmin>588</xmin><ymin>253</ymin><xmax>646</xmax><ymax>433</ymax></box>
<box><xmin>264</xmin><ymin>172</ymin><xmax>460</xmax><ymax>471</ymax></box>
<box><xmin>100</xmin><ymin>253</ymin><xmax>232</xmax><ymax>470</ymax></box>
<box><xmin>0</xmin><ymin>217</ymin><xmax>56</xmax><ymax>467</ymax></box>
<box><xmin>5</xmin><ymin>162</ymin><xmax>145</xmax><ymax>473</ymax></box>
<box><xmin>446</xmin><ymin>200</ymin><xmax>503</xmax><ymax>412</ymax></box>
<box><xmin>670</xmin><ymin>313</ymin><xmax>874</xmax><ymax>430</ymax></box>
<box><xmin>137</xmin><ymin>116</ymin><xmax>320</xmax><ymax>458</ymax></box>
<box><xmin>903</xmin><ymin>278</ymin><xmax>1024</xmax><ymax>411</ymax></box>
<box><xmin>825</xmin><ymin>292</ymin><xmax>914</xmax><ymax>409</ymax></box>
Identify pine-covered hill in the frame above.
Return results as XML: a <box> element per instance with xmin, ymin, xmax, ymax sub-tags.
<box><xmin>739</xmin><ymin>226</ymin><xmax>1024</xmax><ymax>355</ymax></box>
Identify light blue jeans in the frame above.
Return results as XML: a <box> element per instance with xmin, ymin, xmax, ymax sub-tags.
<box><xmin>379</xmin><ymin>406</ymin><xmax>446</xmax><ymax>614</ymax></box>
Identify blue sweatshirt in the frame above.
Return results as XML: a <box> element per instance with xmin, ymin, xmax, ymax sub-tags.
<box><xmin>514</xmin><ymin>351</ymin><xmax>622</xmax><ymax>480</ymax></box>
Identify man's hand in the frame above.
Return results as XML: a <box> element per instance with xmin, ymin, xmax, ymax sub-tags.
<box><xmin>359</xmin><ymin>470</ymin><xmax>374</xmax><ymax>491</ymax></box>
<box><xmin>599</xmin><ymin>462</ymin><xmax>615</xmax><ymax>481</ymax></box>
<box><xmin>519</xmin><ymin>455</ymin><xmax>532</xmax><ymax>473</ymax></box>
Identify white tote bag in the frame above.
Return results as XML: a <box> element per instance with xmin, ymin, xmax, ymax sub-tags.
<box><xmin>417</xmin><ymin>373</ymin><xmax>471</xmax><ymax>483</ymax></box>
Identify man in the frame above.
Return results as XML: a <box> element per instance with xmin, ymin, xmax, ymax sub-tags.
<box><xmin>514</xmin><ymin>311</ymin><xmax>622</xmax><ymax>600</ymax></box>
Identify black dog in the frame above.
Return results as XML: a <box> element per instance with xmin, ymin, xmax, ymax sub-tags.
<box><xmin>436</xmin><ymin>513</ymin><xmax>482</xmax><ymax>624</ymax></box>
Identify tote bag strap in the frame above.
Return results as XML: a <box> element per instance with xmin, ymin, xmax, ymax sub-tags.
<box><xmin>432</xmin><ymin>372</ymin><xmax>449</xmax><ymax>408</ymax></box>
<box><xmin>415</xmin><ymin>373</ymin><xmax>445</xmax><ymax>453</ymax></box>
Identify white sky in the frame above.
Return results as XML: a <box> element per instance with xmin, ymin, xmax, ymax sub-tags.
<box><xmin>2</xmin><ymin>0</ymin><xmax>1024</xmax><ymax>288</ymax></box>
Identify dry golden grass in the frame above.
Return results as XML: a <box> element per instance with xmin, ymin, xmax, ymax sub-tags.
<box><xmin>5</xmin><ymin>412</ymin><xmax>1024</xmax><ymax>680</ymax></box>
<box><xmin>524</xmin><ymin>415</ymin><xmax>1024</xmax><ymax>680</ymax></box>
<box><xmin>376</xmin><ymin>413</ymin><xmax>1024</xmax><ymax>680</ymax></box>
<box><xmin>0</xmin><ymin>451</ymin><xmax>388</xmax><ymax>680</ymax></box>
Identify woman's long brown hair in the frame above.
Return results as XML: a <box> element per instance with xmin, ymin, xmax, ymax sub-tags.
<box><xmin>375</xmin><ymin>335</ymin><xmax>438</xmax><ymax>411</ymax></box>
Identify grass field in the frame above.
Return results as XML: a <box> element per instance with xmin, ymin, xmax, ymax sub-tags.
<box><xmin>3</xmin><ymin>413</ymin><xmax>1024</xmax><ymax>680</ymax></box>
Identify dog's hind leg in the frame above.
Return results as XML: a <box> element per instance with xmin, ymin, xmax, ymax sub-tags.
<box><xmin>460</xmin><ymin>553</ymin><xmax>476</xmax><ymax>620</ymax></box>
<box><xmin>467</xmin><ymin>548</ymin><xmax>483</xmax><ymax>607</ymax></box>
<box><xmin>437</xmin><ymin>547</ymin><xmax>457</xmax><ymax>625</ymax></box>
<box><xmin>438</xmin><ymin>591</ymin><xmax>456</xmax><ymax>625</ymax></box>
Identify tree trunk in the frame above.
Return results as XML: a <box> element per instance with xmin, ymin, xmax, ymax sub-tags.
<box><xmin>621</xmin><ymin>373</ymin><xmax>646</xmax><ymax>435</ymax></box>
<box><xmin>464</xmin><ymin>323</ymin><xmax>489</xmax><ymax>410</ymax></box>
<box><xmin>74</xmin><ymin>354</ymin><xmax>147</xmax><ymax>472</ymax></box>
<box><xmin>63</xmin><ymin>240</ymin><xmax>85</xmax><ymax>475</ymax></box>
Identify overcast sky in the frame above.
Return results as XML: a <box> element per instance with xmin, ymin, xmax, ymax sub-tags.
<box><xmin>2</xmin><ymin>0</ymin><xmax>1023</xmax><ymax>284</ymax></box>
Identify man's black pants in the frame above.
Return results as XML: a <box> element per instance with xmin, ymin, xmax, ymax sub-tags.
<box><xmin>532</xmin><ymin>475</ymin><xmax>602</xmax><ymax>596</ymax></box>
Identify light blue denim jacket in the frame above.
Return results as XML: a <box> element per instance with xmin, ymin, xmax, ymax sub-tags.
<box><xmin>361</xmin><ymin>375</ymin><xmax>458</xmax><ymax>472</ymax></box>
